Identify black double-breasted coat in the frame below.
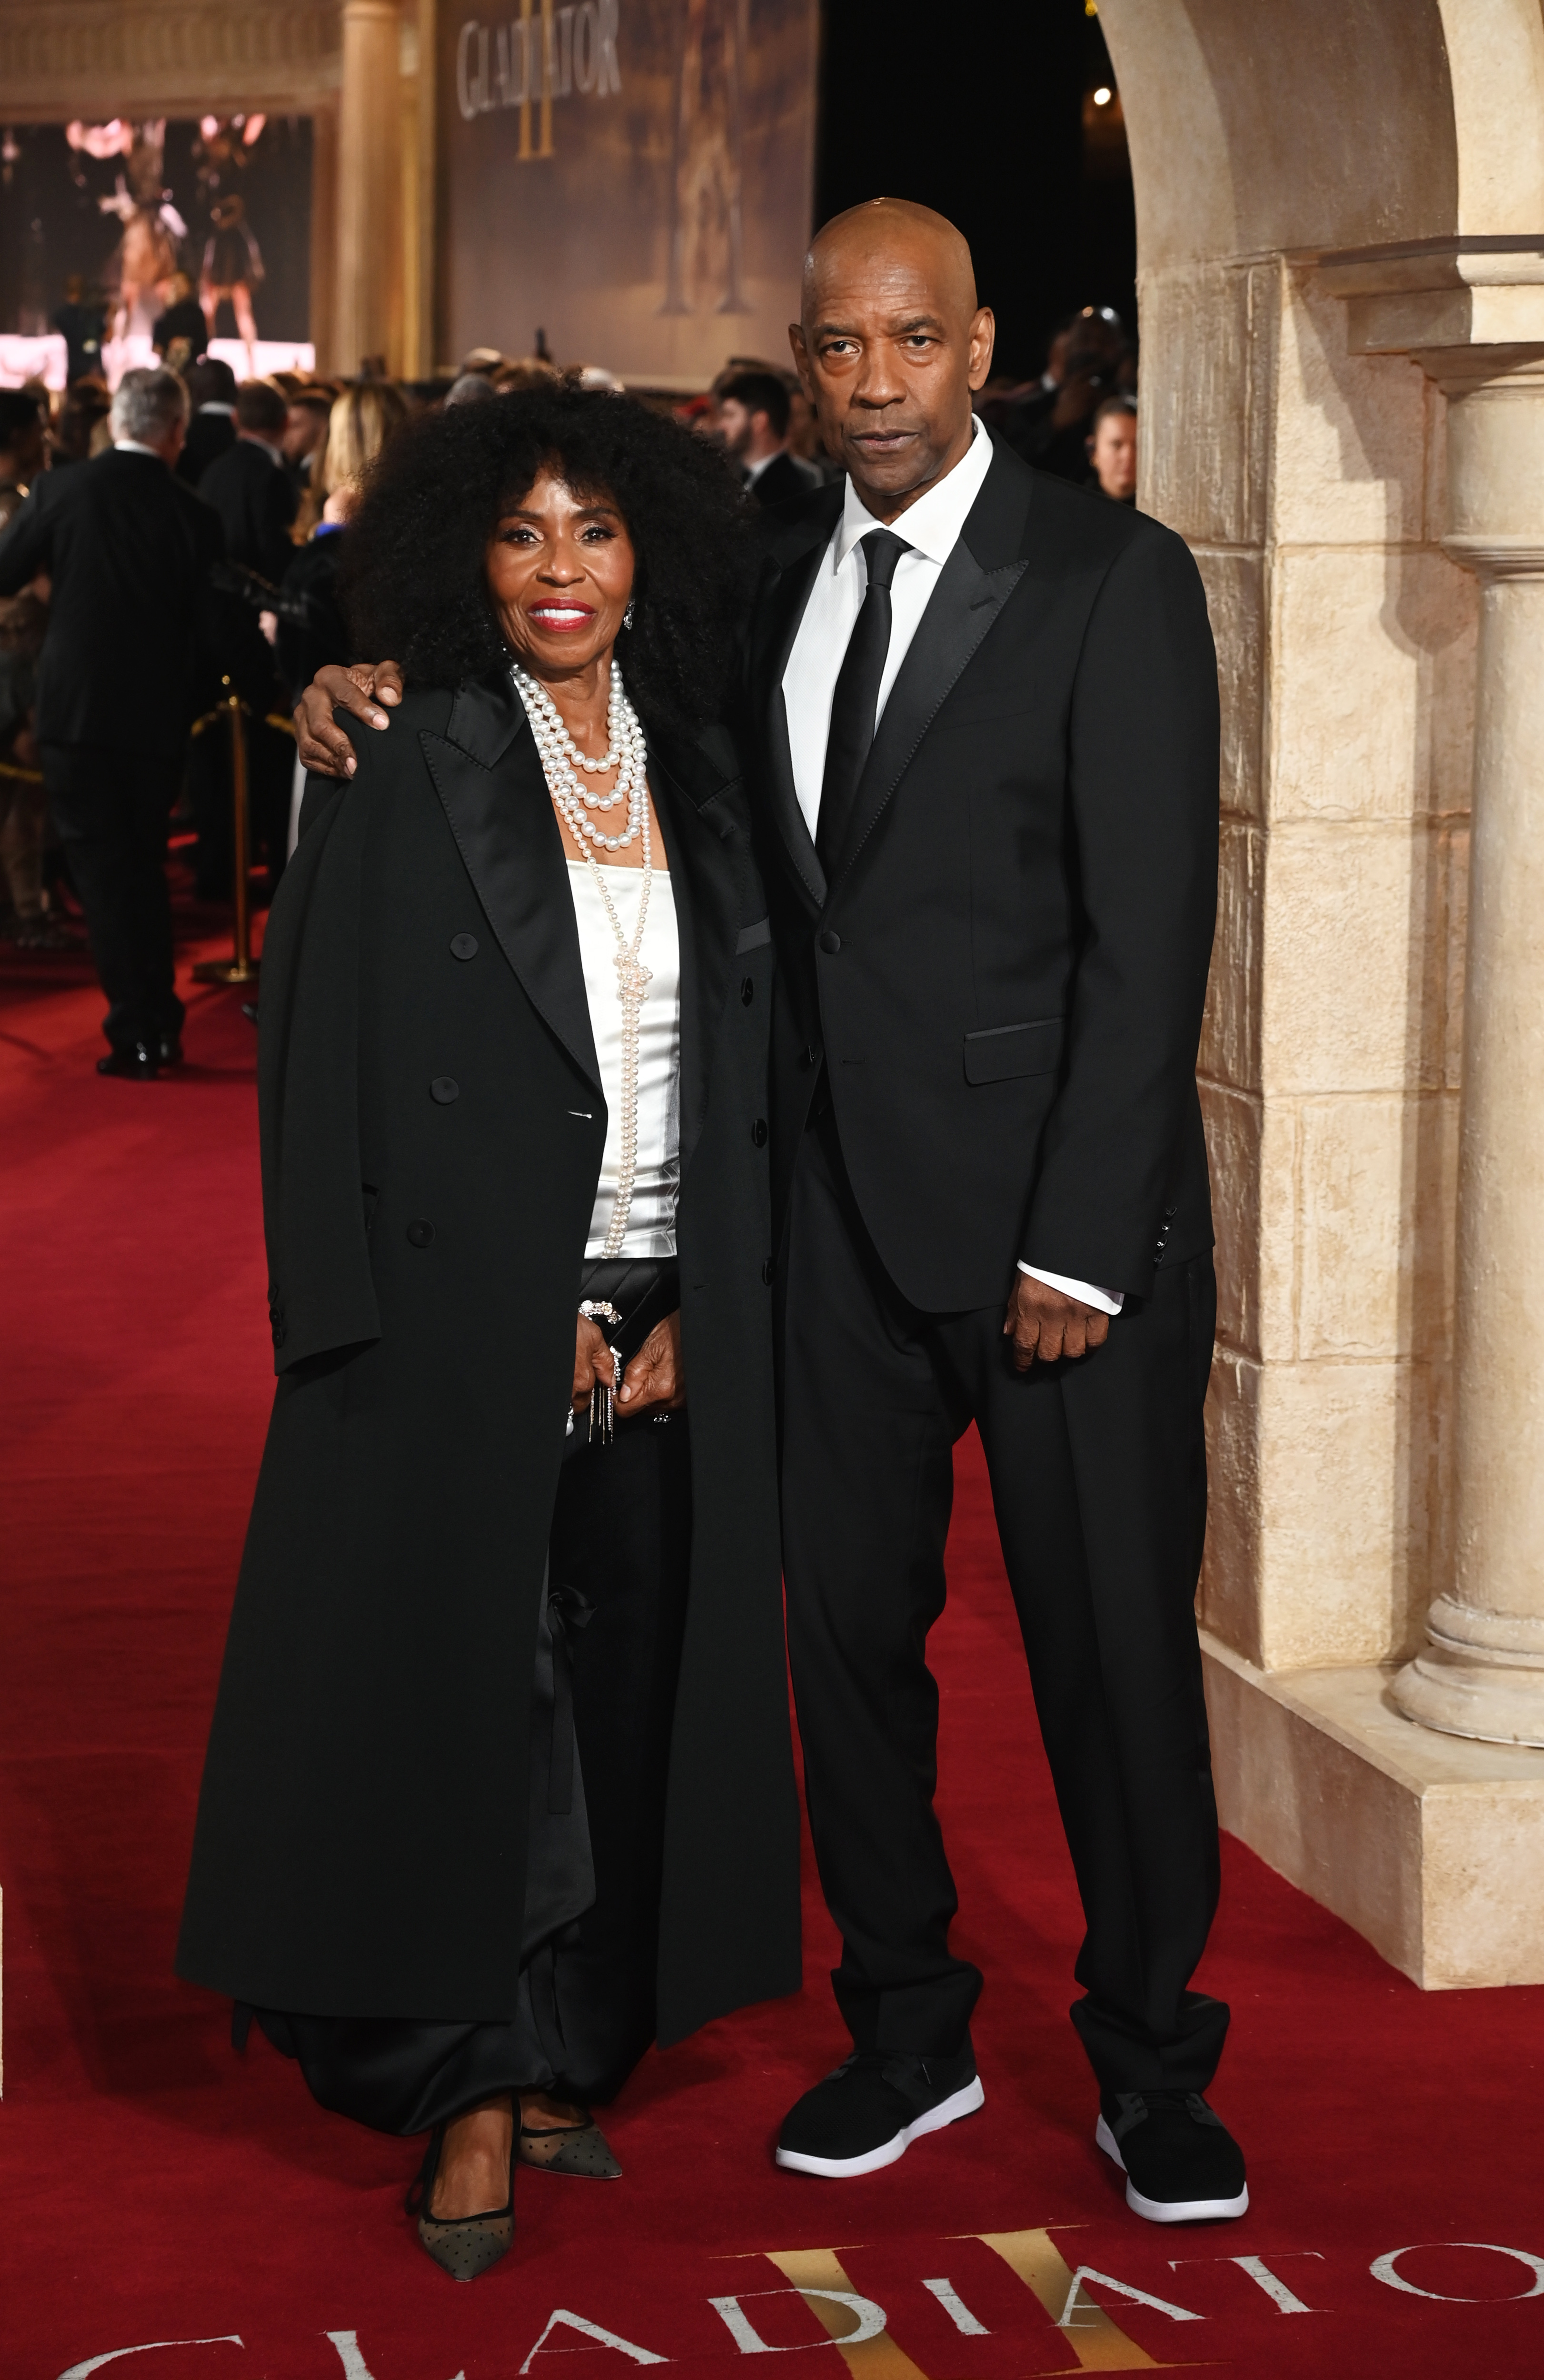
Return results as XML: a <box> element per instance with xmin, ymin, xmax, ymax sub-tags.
<box><xmin>176</xmin><ymin>671</ymin><xmax>801</xmax><ymax>2039</ymax></box>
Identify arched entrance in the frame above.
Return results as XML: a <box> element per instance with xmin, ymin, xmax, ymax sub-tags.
<box><xmin>1101</xmin><ymin>0</ymin><xmax>1544</xmax><ymax>1985</ymax></box>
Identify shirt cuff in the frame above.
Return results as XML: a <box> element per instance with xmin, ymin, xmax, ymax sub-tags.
<box><xmin>1016</xmin><ymin>1262</ymin><xmax>1125</xmax><ymax>1317</ymax></box>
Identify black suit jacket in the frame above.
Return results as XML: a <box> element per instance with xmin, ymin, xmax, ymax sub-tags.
<box><xmin>198</xmin><ymin>436</ymin><xmax>299</xmax><ymax>585</ymax></box>
<box><xmin>747</xmin><ymin>435</ymin><xmax>1218</xmax><ymax>1310</ymax></box>
<box><xmin>0</xmin><ymin>448</ymin><xmax>225</xmax><ymax>761</ymax></box>
<box><xmin>178</xmin><ymin>407</ymin><xmax>237</xmax><ymax>488</ymax></box>
<box><xmin>749</xmin><ymin>450</ymin><xmax>820</xmax><ymax>513</ymax></box>
<box><xmin>178</xmin><ymin>672</ymin><xmax>799</xmax><ymax>2029</ymax></box>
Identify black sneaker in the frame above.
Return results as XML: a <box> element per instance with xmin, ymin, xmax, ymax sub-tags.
<box><xmin>1096</xmin><ymin>2089</ymin><xmax>1248</xmax><ymax>2222</ymax></box>
<box><xmin>777</xmin><ymin>2044</ymin><xmax>984</xmax><ymax>2177</ymax></box>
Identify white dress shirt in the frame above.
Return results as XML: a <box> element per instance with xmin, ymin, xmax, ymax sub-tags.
<box><xmin>567</xmin><ymin>860</ymin><xmax>682</xmax><ymax>1258</ymax></box>
<box><xmin>780</xmin><ymin>414</ymin><xmax>1123</xmax><ymax>1317</ymax></box>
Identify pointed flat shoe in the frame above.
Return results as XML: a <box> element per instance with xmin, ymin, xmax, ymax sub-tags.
<box><xmin>407</xmin><ymin>2124</ymin><xmax>516</xmax><ymax>2281</ymax></box>
<box><xmin>518</xmin><ymin>2116</ymin><xmax>622</xmax><ymax>2178</ymax></box>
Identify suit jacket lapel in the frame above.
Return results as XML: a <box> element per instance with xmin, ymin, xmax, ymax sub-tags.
<box><xmin>829</xmin><ymin>449</ymin><xmax>1031</xmax><ymax>894</ymax></box>
<box><xmin>421</xmin><ymin>672</ymin><xmax>602</xmax><ymax>1092</ymax></box>
<box><xmin>648</xmin><ymin>724</ymin><xmax>743</xmax><ymax>1182</ymax></box>
<box><xmin>751</xmin><ymin>494</ymin><xmax>842</xmax><ymax>910</ymax></box>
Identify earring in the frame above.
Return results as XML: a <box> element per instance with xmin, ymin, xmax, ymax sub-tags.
<box><xmin>622</xmin><ymin>599</ymin><xmax>635</xmax><ymax>629</ymax></box>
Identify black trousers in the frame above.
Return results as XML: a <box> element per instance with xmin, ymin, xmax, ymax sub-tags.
<box><xmin>779</xmin><ymin>1114</ymin><xmax>1228</xmax><ymax>2096</ymax></box>
<box><xmin>254</xmin><ymin>1404</ymin><xmax>693</xmax><ymax>2135</ymax></box>
<box><xmin>44</xmin><ymin>744</ymin><xmax>186</xmax><ymax>1054</ymax></box>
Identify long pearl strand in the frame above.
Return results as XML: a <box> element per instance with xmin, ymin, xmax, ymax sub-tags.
<box><xmin>514</xmin><ymin>659</ymin><xmax>649</xmax><ymax>852</ymax></box>
<box><xmin>514</xmin><ymin>659</ymin><xmax>652</xmax><ymax>1257</ymax></box>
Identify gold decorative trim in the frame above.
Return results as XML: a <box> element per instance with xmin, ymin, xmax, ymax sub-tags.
<box><xmin>0</xmin><ymin>0</ymin><xmax>342</xmax><ymax>117</ymax></box>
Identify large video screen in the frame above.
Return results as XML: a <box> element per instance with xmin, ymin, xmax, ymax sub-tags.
<box><xmin>437</xmin><ymin>0</ymin><xmax>817</xmax><ymax>386</ymax></box>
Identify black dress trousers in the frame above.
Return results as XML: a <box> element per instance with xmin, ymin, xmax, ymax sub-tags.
<box><xmin>778</xmin><ymin>1113</ymin><xmax>1228</xmax><ymax>2096</ymax></box>
<box><xmin>44</xmin><ymin>744</ymin><xmax>186</xmax><ymax>1053</ymax></box>
<box><xmin>253</xmin><ymin>1405</ymin><xmax>694</xmax><ymax>2134</ymax></box>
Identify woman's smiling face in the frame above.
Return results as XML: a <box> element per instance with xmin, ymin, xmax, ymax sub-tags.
<box><xmin>485</xmin><ymin>463</ymin><xmax>637</xmax><ymax>682</ymax></box>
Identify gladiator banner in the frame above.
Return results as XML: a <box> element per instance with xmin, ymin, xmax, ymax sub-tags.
<box><xmin>437</xmin><ymin>0</ymin><xmax>817</xmax><ymax>385</ymax></box>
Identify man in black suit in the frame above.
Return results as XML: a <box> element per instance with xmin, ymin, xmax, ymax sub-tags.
<box><xmin>196</xmin><ymin>377</ymin><xmax>299</xmax><ymax>894</ymax></box>
<box><xmin>717</xmin><ymin>370</ymin><xmax>821</xmax><ymax>512</ymax></box>
<box><xmin>753</xmin><ymin>200</ymin><xmax>1243</xmax><ymax>2223</ymax></box>
<box><xmin>178</xmin><ymin>357</ymin><xmax>239</xmax><ymax>488</ymax></box>
<box><xmin>0</xmin><ymin>366</ymin><xmax>224</xmax><ymax>1076</ymax></box>
<box><xmin>198</xmin><ymin>378</ymin><xmax>299</xmax><ymax>584</ymax></box>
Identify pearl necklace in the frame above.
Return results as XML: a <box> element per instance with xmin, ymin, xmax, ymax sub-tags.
<box><xmin>514</xmin><ymin>659</ymin><xmax>649</xmax><ymax>852</ymax></box>
<box><xmin>514</xmin><ymin>659</ymin><xmax>653</xmax><ymax>1258</ymax></box>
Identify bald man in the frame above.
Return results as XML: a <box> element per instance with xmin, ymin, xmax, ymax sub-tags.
<box><xmin>752</xmin><ymin>200</ymin><xmax>1241</xmax><ymax>2221</ymax></box>
<box><xmin>291</xmin><ymin>200</ymin><xmax>1242</xmax><ymax>2225</ymax></box>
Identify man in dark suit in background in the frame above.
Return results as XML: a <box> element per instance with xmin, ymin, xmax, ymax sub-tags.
<box><xmin>196</xmin><ymin>377</ymin><xmax>299</xmax><ymax>896</ymax></box>
<box><xmin>198</xmin><ymin>378</ymin><xmax>298</xmax><ymax>583</ymax></box>
<box><xmin>717</xmin><ymin>370</ymin><xmax>822</xmax><ymax>512</ymax></box>
<box><xmin>755</xmin><ymin>200</ymin><xmax>1244</xmax><ymax>2224</ymax></box>
<box><xmin>0</xmin><ymin>365</ymin><xmax>223</xmax><ymax>1076</ymax></box>
<box><xmin>178</xmin><ymin>357</ymin><xmax>239</xmax><ymax>488</ymax></box>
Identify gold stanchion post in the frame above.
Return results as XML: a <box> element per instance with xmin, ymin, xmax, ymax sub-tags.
<box><xmin>194</xmin><ymin>677</ymin><xmax>260</xmax><ymax>987</ymax></box>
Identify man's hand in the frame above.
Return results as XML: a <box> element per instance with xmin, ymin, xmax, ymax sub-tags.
<box><xmin>617</xmin><ymin>1310</ymin><xmax>685</xmax><ymax>1416</ymax></box>
<box><xmin>1003</xmin><ymin>1274</ymin><xmax>1110</xmax><ymax>1370</ymax></box>
<box><xmin>293</xmin><ymin>659</ymin><xmax>405</xmax><ymax>777</ymax></box>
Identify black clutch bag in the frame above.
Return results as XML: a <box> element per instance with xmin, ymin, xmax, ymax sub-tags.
<box><xmin>576</xmin><ymin>1254</ymin><xmax>680</xmax><ymax>1365</ymax></box>
<box><xmin>567</xmin><ymin>1255</ymin><xmax>681</xmax><ymax>1455</ymax></box>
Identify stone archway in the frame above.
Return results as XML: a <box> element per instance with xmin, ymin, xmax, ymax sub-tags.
<box><xmin>1098</xmin><ymin>0</ymin><xmax>1544</xmax><ymax>1987</ymax></box>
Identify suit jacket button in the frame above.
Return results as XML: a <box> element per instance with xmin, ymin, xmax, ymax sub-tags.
<box><xmin>741</xmin><ymin>976</ymin><xmax>755</xmax><ymax>1005</ymax></box>
<box><xmin>761</xmin><ymin>1257</ymin><xmax>774</xmax><ymax>1285</ymax></box>
<box><xmin>271</xmin><ymin>1321</ymin><xmax>287</xmax><ymax>1349</ymax></box>
<box><xmin>799</xmin><ymin>1044</ymin><xmax>817</xmax><ymax>1070</ymax></box>
<box><xmin>450</xmin><ymin>932</ymin><xmax>478</xmax><ymax>961</ymax></box>
<box><xmin>819</xmin><ymin>929</ymin><xmax>841</xmax><ymax>954</ymax></box>
<box><xmin>1165</xmin><ymin>1201</ymin><xmax>1178</xmax><ymax>1218</ymax></box>
<box><xmin>407</xmin><ymin>1219</ymin><xmax>435</xmax><ymax>1248</ymax></box>
<box><xmin>431</xmin><ymin>1076</ymin><xmax>459</xmax><ymax>1102</ymax></box>
<box><xmin>751</xmin><ymin>1118</ymin><xmax>768</xmax><ymax>1147</ymax></box>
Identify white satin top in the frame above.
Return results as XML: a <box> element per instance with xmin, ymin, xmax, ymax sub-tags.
<box><xmin>566</xmin><ymin>858</ymin><xmax>682</xmax><ymax>1257</ymax></box>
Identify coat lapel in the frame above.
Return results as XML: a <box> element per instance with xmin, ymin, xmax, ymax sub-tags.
<box><xmin>421</xmin><ymin>671</ymin><xmax>602</xmax><ymax>1092</ymax></box>
<box><xmin>828</xmin><ymin>443</ymin><xmax>1031</xmax><ymax>895</ymax></box>
<box><xmin>647</xmin><ymin>722</ymin><xmax>744</xmax><ymax>1182</ymax></box>
<box><xmin>751</xmin><ymin>492</ymin><xmax>842</xmax><ymax>911</ymax></box>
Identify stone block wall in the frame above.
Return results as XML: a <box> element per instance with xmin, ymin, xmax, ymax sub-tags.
<box><xmin>1143</xmin><ymin>252</ymin><xmax>1478</xmax><ymax>1678</ymax></box>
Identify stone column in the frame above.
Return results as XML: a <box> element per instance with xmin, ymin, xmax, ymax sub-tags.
<box><xmin>335</xmin><ymin>0</ymin><xmax>404</xmax><ymax>377</ymax></box>
<box><xmin>1395</xmin><ymin>349</ymin><xmax>1544</xmax><ymax>1745</ymax></box>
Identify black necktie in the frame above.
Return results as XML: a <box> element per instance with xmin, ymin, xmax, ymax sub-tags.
<box><xmin>816</xmin><ymin>527</ymin><xmax>910</xmax><ymax>877</ymax></box>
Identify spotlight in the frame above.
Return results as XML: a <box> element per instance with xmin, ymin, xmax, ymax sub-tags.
<box><xmin>1094</xmin><ymin>86</ymin><xmax>1112</xmax><ymax>106</ymax></box>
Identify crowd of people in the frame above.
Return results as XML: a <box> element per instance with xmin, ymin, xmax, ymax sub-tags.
<box><xmin>0</xmin><ymin>298</ymin><xmax>1138</xmax><ymax>1064</ymax></box>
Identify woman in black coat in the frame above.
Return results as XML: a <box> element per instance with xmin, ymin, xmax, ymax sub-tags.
<box><xmin>177</xmin><ymin>387</ymin><xmax>800</xmax><ymax>2280</ymax></box>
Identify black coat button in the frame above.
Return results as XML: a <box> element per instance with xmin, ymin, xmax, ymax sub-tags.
<box><xmin>761</xmin><ymin>1257</ymin><xmax>774</xmax><ymax>1285</ymax></box>
<box><xmin>1165</xmin><ymin>1201</ymin><xmax>1178</xmax><ymax>1218</ymax></box>
<box><xmin>407</xmin><ymin>1219</ymin><xmax>435</xmax><ymax>1248</ymax></box>
<box><xmin>450</xmin><ymin>932</ymin><xmax>478</xmax><ymax>960</ymax></box>
<box><xmin>431</xmin><ymin>1076</ymin><xmax>459</xmax><ymax>1103</ymax></box>
<box><xmin>819</xmin><ymin>929</ymin><xmax>841</xmax><ymax>954</ymax></box>
<box><xmin>271</xmin><ymin>1321</ymin><xmax>287</xmax><ymax>1349</ymax></box>
<box><xmin>798</xmin><ymin>1043</ymin><xmax>817</xmax><ymax>1070</ymax></box>
<box><xmin>741</xmin><ymin>976</ymin><xmax>755</xmax><ymax>1005</ymax></box>
<box><xmin>751</xmin><ymin>1118</ymin><xmax>768</xmax><ymax>1147</ymax></box>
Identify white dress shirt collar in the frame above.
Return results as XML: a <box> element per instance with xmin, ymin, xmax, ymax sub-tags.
<box><xmin>113</xmin><ymin>440</ymin><xmax>165</xmax><ymax>460</ymax></box>
<box><xmin>834</xmin><ymin>411</ymin><xmax>992</xmax><ymax>573</ymax></box>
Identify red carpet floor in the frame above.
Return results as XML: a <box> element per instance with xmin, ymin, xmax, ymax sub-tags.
<box><xmin>5</xmin><ymin>895</ymin><xmax>1544</xmax><ymax>2379</ymax></box>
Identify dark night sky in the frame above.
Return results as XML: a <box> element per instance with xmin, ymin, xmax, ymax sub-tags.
<box><xmin>814</xmin><ymin>0</ymin><xmax>1136</xmax><ymax>379</ymax></box>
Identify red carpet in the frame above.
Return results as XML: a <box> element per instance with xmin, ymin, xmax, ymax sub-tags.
<box><xmin>5</xmin><ymin>894</ymin><xmax>1544</xmax><ymax>2379</ymax></box>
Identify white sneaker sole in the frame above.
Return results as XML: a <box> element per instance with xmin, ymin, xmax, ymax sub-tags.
<box><xmin>777</xmin><ymin>2075</ymin><xmax>986</xmax><ymax>2177</ymax></box>
<box><xmin>1095</xmin><ymin>2112</ymin><xmax>1249</xmax><ymax>2223</ymax></box>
